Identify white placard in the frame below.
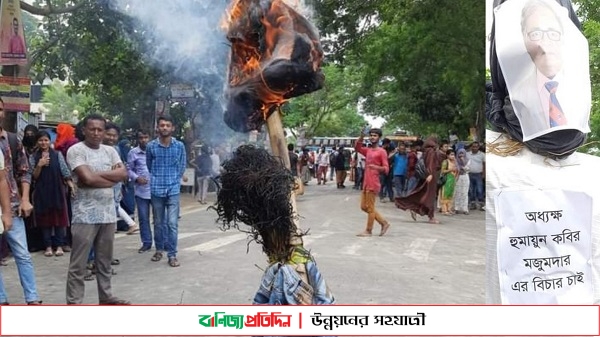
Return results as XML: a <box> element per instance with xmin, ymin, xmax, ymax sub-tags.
<box><xmin>494</xmin><ymin>0</ymin><xmax>591</xmax><ymax>141</ymax></box>
<box><xmin>495</xmin><ymin>188</ymin><xmax>593</xmax><ymax>304</ymax></box>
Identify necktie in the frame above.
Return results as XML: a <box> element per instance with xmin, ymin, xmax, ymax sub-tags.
<box><xmin>545</xmin><ymin>81</ymin><xmax>567</xmax><ymax>127</ymax></box>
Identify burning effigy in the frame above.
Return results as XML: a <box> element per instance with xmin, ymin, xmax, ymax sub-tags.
<box><xmin>217</xmin><ymin>0</ymin><xmax>334</xmax><ymax>309</ymax></box>
<box><xmin>222</xmin><ymin>0</ymin><xmax>325</xmax><ymax>133</ymax></box>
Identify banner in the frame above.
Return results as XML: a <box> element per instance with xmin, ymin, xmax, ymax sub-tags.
<box><xmin>0</xmin><ymin>305</ymin><xmax>598</xmax><ymax>336</ymax></box>
<box><xmin>0</xmin><ymin>76</ymin><xmax>29</xmax><ymax>111</ymax></box>
<box><xmin>494</xmin><ymin>188</ymin><xmax>593</xmax><ymax>304</ymax></box>
<box><xmin>0</xmin><ymin>0</ymin><xmax>27</xmax><ymax>65</ymax></box>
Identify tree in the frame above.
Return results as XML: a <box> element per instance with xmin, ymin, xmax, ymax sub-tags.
<box><xmin>573</xmin><ymin>0</ymin><xmax>600</xmax><ymax>152</ymax></box>
<box><xmin>313</xmin><ymin>0</ymin><xmax>485</xmax><ymax>140</ymax></box>
<box><xmin>282</xmin><ymin>64</ymin><xmax>366</xmax><ymax>138</ymax></box>
<box><xmin>41</xmin><ymin>80</ymin><xmax>96</xmax><ymax>122</ymax></box>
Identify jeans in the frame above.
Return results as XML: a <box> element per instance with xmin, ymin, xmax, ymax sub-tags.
<box><xmin>42</xmin><ymin>227</ymin><xmax>66</xmax><ymax>248</ymax></box>
<box><xmin>0</xmin><ymin>217</ymin><xmax>40</xmax><ymax>303</ymax></box>
<box><xmin>136</xmin><ymin>197</ymin><xmax>152</xmax><ymax>248</ymax></box>
<box><xmin>379</xmin><ymin>172</ymin><xmax>394</xmax><ymax>200</ymax></box>
<box><xmin>253</xmin><ymin>260</ymin><xmax>335</xmax><ymax>305</ymax></box>
<box><xmin>354</xmin><ymin>167</ymin><xmax>364</xmax><ymax>189</ymax></box>
<box><xmin>151</xmin><ymin>194</ymin><xmax>180</xmax><ymax>258</ymax></box>
<box><xmin>468</xmin><ymin>172</ymin><xmax>484</xmax><ymax>203</ymax></box>
<box><xmin>393</xmin><ymin>175</ymin><xmax>406</xmax><ymax>198</ymax></box>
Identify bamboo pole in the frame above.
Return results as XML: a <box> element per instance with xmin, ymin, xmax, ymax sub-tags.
<box><xmin>264</xmin><ymin>108</ymin><xmax>303</xmax><ymax>246</ymax></box>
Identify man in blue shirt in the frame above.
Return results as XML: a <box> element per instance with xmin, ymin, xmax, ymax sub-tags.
<box><xmin>146</xmin><ymin>116</ymin><xmax>187</xmax><ymax>267</ymax></box>
<box><xmin>392</xmin><ymin>142</ymin><xmax>408</xmax><ymax>198</ymax></box>
<box><xmin>128</xmin><ymin>130</ymin><xmax>152</xmax><ymax>253</ymax></box>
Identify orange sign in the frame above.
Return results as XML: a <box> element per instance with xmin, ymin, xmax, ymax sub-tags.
<box><xmin>0</xmin><ymin>0</ymin><xmax>27</xmax><ymax>65</ymax></box>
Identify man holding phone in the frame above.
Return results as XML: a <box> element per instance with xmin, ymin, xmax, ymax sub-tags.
<box><xmin>355</xmin><ymin>127</ymin><xmax>391</xmax><ymax>237</ymax></box>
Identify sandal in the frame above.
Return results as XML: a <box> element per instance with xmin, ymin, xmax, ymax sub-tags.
<box><xmin>55</xmin><ymin>248</ymin><xmax>64</xmax><ymax>256</ymax></box>
<box><xmin>168</xmin><ymin>257</ymin><xmax>180</xmax><ymax>267</ymax></box>
<box><xmin>111</xmin><ymin>259</ymin><xmax>120</xmax><ymax>266</ymax></box>
<box><xmin>44</xmin><ymin>248</ymin><xmax>53</xmax><ymax>257</ymax></box>
<box><xmin>428</xmin><ymin>218</ymin><xmax>441</xmax><ymax>224</ymax></box>
<box><xmin>84</xmin><ymin>273</ymin><xmax>95</xmax><ymax>281</ymax></box>
<box><xmin>126</xmin><ymin>224</ymin><xmax>139</xmax><ymax>235</ymax></box>
<box><xmin>151</xmin><ymin>252</ymin><xmax>163</xmax><ymax>262</ymax></box>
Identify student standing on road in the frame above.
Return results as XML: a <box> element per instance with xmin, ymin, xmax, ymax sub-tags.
<box><xmin>66</xmin><ymin>114</ymin><xmax>129</xmax><ymax>305</ymax></box>
<box><xmin>146</xmin><ymin>116</ymin><xmax>187</xmax><ymax>268</ymax></box>
<box><xmin>128</xmin><ymin>130</ymin><xmax>153</xmax><ymax>253</ymax></box>
<box><xmin>355</xmin><ymin>128</ymin><xmax>391</xmax><ymax>237</ymax></box>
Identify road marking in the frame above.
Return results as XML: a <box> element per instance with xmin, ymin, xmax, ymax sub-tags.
<box><xmin>342</xmin><ymin>242</ymin><xmax>363</xmax><ymax>256</ymax></box>
<box><xmin>302</xmin><ymin>231</ymin><xmax>333</xmax><ymax>245</ymax></box>
<box><xmin>178</xmin><ymin>232</ymin><xmax>205</xmax><ymax>240</ymax></box>
<box><xmin>180</xmin><ymin>206</ymin><xmax>211</xmax><ymax>216</ymax></box>
<box><xmin>403</xmin><ymin>238</ymin><xmax>437</xmax><ymax>262</ymax></box>
<box><xmin>184</xmin><ymin>233</ymin><xmax>247</xmax><ymax>252</ymax></box>
<box><xmin>464</xmin><ymin>259</ymin><xmax>485</xmax><ymax>266</ymax></box>
<box><xmin>115</xmin><ymin>231</ymin><xmax>220</xmax><ymax>240</ymax></box>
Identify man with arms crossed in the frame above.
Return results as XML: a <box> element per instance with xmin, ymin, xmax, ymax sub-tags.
<box><xmin>66</xmin><ymin>114</ymin><xmax>129</xmax><ymax>305</ymax></box>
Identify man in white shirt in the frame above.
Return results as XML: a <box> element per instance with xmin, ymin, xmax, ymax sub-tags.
<box><xmin>316</xmin><ymin>147</ymin><xmax>329</xmax><ymax>185</ymax></box>
<box><xmin>466</xmin><ymin>142</ymin><xmax>485</xmax><ymax>211</ymax></box>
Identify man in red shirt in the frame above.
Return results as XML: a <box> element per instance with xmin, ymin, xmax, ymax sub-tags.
<box><xmin>355</xmin><ymin>128</ymin><xmax>391</xmax><ymax>237</ymax></box>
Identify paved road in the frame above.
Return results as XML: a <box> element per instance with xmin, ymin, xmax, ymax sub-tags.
<box><xmin>0</xmin><ymin>182</ymin><xmax>485</xmax><ymax>305</ymax></box>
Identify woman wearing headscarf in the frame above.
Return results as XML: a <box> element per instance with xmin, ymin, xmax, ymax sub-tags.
<box><xmin>454</xmin><ymin>148</ymin><xmax>470</xmax><ymax>215</ymax></box>
<box><xmin>439</xmin><ymin>149</ymin><xmax>459</xmax><ymax>215</ymax></box>
<box><xmin>22</xmin><ymin>124</ymin><xmax>38</xmax><ymax>156</ymax></box>
<box><xmin>29</xmin><ymin>131</ymin><xmax>75</xmax><ymax>257</ymax></box>
<box><xmin>54</xmin><ymin>123</ymin><xmax>79</xmax><ymax>158</ymax></box>
<box><xmin>394</xmin><ymin>136</ymin><xmax>441</xmax><ymax>224</ymax></box>
<box><xmin>20</xmin><ymin>125</ymin><xmax>43</xmax><ymax>253</ymax></box>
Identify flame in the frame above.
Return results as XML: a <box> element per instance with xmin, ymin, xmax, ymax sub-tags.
<box><xmin>222</xmin><ymin>0</ymin><xmax>324</xmax><ymax>122</ymax></box>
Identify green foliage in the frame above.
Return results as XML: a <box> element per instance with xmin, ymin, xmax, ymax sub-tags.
<box><xmin>313</xmin><ymin>0</ymin><xmax>485</xmax><ymax>140</ymax></box>
<box><xmin>41</xmin><ymin>80</ymin><xmax>96</xmax><ymax>122</ymax></box>
<box><xmin>282</xmin><ymin>64</ymin><xmax>366</xmax><ymax>137</ymax></box>
<box><xmin>574</xmin><ymin>0</ymin><xmax>600</xmax><ymax>152</ymax></box>
<box><xmin>26</xmin><ymin>0</ymin><xmax>162</xmax><ymax>130</ymax></box>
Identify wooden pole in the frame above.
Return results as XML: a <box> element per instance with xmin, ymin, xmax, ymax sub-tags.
<box><xmin>265</xmin><ymin>108</ymin><xmax>303</xmax><ymax>246</ymax></box>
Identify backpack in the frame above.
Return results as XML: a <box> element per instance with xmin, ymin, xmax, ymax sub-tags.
<box><xmin>329</xmin><ymin>151</ymin><xmax>337</xmax><ymax>166</ymax></box>
<box><xmin>414</xmin><ymin>157</ymin><xmax>427</xmax><ymax>181</ymax></box>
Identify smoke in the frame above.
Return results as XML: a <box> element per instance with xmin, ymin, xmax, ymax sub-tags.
<box><xmin>108</xmin><ymin>0</ymin><xmax>231</xmax><ymax>144</ymax></box>
<box><xmin>108</xmin><ymin>0</ymin><xmax>320</xmax><ymax>147</ymax></box>
<box><xmin>282</xmin><ymin>0</ymin><xmax>316</xmax><ymax>21</ymax></box>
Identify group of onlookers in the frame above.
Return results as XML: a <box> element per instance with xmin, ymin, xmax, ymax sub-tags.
<box><xmin>288</xmin><ymin>144</ymin><xmax>352</xmax><ymax>189</ymax></box>
<box><xmin>0</xmin><ymin>108</ymin><xmax>188</xmax><ymax>305</ymax></box>
<box><xmin>288</xmin><ymin>131</ymin><xmax>485</xmax><ymax>230</ymax></box>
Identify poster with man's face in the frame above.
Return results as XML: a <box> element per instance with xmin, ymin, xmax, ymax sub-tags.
<box><xmin>495</xmin><ymin>0</ymin><xmax>590</xmax><ymax>141</ymax></box>
<box><xmin>0</xmin><ymin>0</ymin><xmax>27</xmax><ymax>65</ymax></box>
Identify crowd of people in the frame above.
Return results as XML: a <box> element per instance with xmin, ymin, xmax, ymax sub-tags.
<box><xmin>0</xmin><ymin>106</ymin><xmax>190</xmax><ymax>305</ymax></box>
<box><xmin>287</xmin><ymin>130</ymin><xmax>486</xmax><ymax>230</ymax></box>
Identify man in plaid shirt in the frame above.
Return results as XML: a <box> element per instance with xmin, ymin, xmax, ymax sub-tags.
<box><xmin>146</xmin><ymin>116</ymin><xmax>187</xmax><ymax>267</ymax></box>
